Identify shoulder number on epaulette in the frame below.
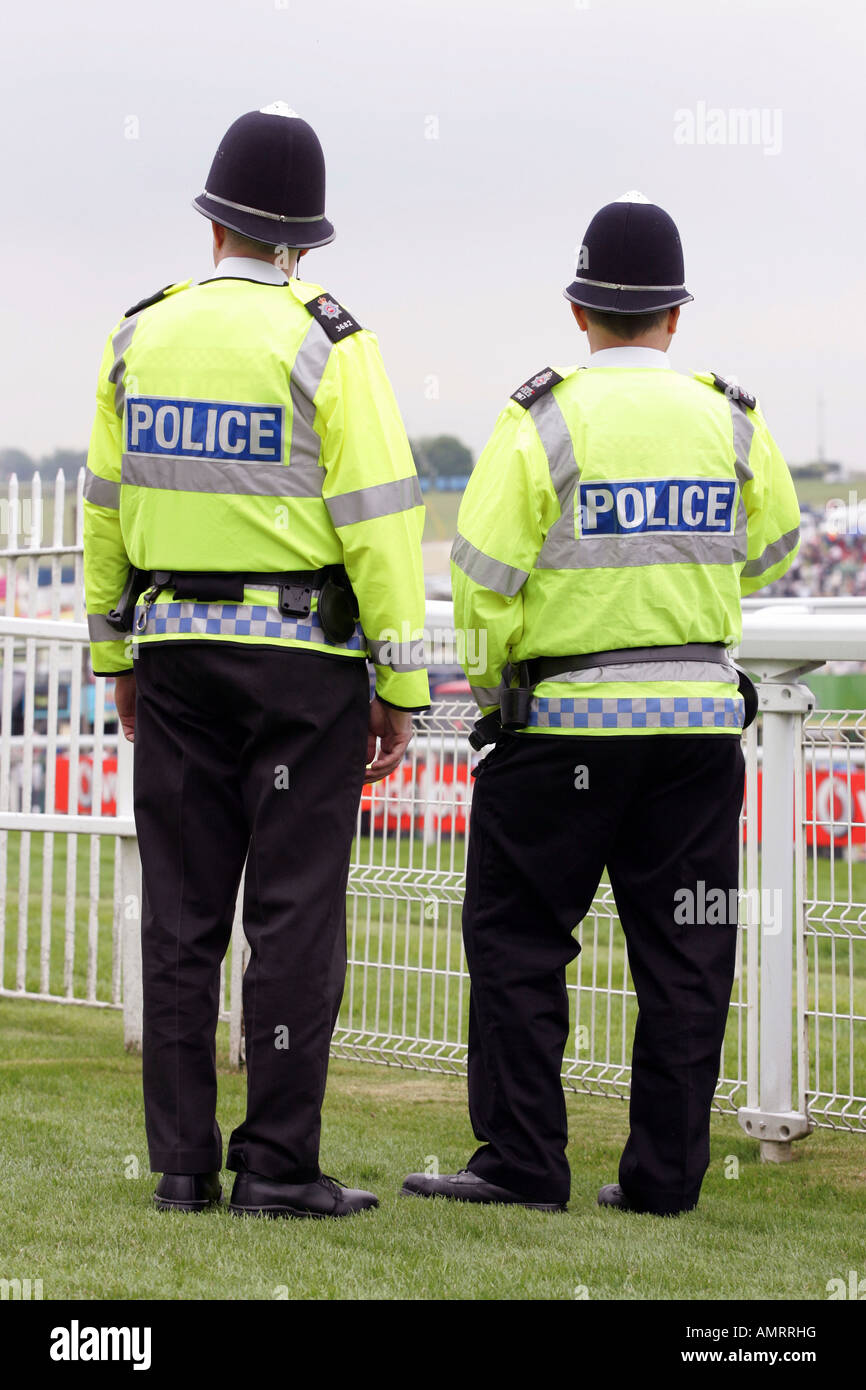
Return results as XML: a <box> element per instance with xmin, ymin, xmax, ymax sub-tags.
<box><xmin>304</xmin><ymin>292</ymin><xmax>363</xmax><ymax>342</ymax></box>
<box><xmin>124</xmin><ymin>284</ymin><xmax>175</xmax><ymax>319</ymax></box>
<box><xmin>711</xmin><ymin>372</ymin><xmax>756</xmax><ymax>412</ymax></box>
<box><xmin>511</xmin><ymin>367</ymin><xmax>563</xmax><ymax>409</ymax></box>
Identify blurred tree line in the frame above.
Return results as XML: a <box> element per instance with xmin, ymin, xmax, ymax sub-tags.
<box><xmin>409</xmin><ymin>435</ymin><xmax>473</xmax><ymax>481</ymax></box>
<box><xmin>1</xmin><ymin>449</ymin><xmax>87</xmax><ymax>481</ymax></box>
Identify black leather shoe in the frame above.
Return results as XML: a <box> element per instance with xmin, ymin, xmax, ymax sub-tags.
<box><xmin>153</xmin><ymin>1172</ymin><xmax>222</xmax><ymax>1212</ymax></box>
<box><xmin>401</xmin><ymin>1169</ymin><xmax>566</xmax><ymax>1212</ymax></box>
<box><xmin>229</xmin><ymin>1172</ymin><xmax>378</xmax><ymax>1219</ymax></box>
<box><xmin>597</xmin><ymin>1182</ymin><xmax>689</xmax><ymax>1215</ymax></box>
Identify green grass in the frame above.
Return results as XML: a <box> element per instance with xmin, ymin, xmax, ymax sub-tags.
<box><xmin>421</xmin><ymin>488</ymin><xmax>462</xmax><ymax>542</ymax></box>
<box><xmin>1</xmin><ymin>998</ymin><xmax>865</xmax><ymax>1301</ymax></box>
<box><xmin>791</xmin><ymin>476</ymin><xmax>866</xmax><ymax>511</ymax></box>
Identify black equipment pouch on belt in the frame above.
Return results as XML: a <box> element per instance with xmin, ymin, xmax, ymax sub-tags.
<box><xmin>317</xmin><ymin>568</ymin><xmax>360</xmax><ymax>644</ymax></box>
<box><xmin>737</xmin><ymin>668</ymin><xmax>759</xmax><ymax>728</ymax></box>
<box><xmin>134</xmin><ymin>565</ymin><xmax>359</xmax><ymax>640</ymax></box>
<box><xmin>106</xmin><ymin>566</ymin><xmax>152</xmax><ymax>633</ymax></box>
<box><xmin>164</xmin><ymin>569</ymin><xmax>334</xmax><ymax>615</ymax></box>
<box><xmin>167</xmin><ymin>571</ymin><xmax>247</xmax><ymax>604</ymax></box>
<box><xmin>469</xmin><ymin>643</ymin><xmax>758</xmax><ymax>750</ymax></box>
<box><xmin>499</xmin><ymin>680</ymin><xmax>534</xmax><ymax>731</ymax></box>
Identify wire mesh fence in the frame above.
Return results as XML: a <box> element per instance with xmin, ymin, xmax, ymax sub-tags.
<box><xmin>799</xmin><ymin>709</ymin><xmax>866</xmax><ymax>1130</ymax></box>
<box><xmin>1</xmin><ymin>469</ymin><xmax>865</xmax><ymax>1136</ymax></box>
<box><xmin>325</xmin><ymin>702</ymin><xmax>756</xmax><ymax>1119</ymax></box>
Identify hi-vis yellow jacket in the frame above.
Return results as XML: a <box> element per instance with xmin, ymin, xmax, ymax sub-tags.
<box><xmin>84</xmin><ymin>270</ymin><xmax>430</xmax><ymax>710</ymax></box>
<box><xmin>451</xmin><ymin>360</ymin><xmax>800</xmax><ymax>734</ymax></box>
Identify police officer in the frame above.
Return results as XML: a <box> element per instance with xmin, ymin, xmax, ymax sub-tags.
<box><xmin>402</xmin><ymin>192</ymin><xmax>800</xmax><ymax>1215</ymax></box>
<box><xmin>84</xmin><ymin>103</ymin><xmax>429</xmax><ymax>1218</ymax></box>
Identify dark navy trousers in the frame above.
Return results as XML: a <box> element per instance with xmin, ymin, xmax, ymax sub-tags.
<box><xmin>462</xmin><ymin>732</ymin><xmax>745</xmax><ymax>1212</ymax></box>
<box><xmin>133</xmin><ymin>642</ymin><xmax>370</xmax><ymax>1180</ymax></box>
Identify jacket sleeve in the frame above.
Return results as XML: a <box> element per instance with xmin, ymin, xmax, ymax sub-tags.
<box><xmin>738</xmin><ymin>405</ymin><xmax>801</xmax><ymax>596</ymax></box>
<box><xmin>317</xmin><ymin>330</ymin><xmax>430</xmax><ymax>711</ymax></box>
<box><xmin>450</xmin><ymin>404</ymin><xmax>557</xmax><ymax>712</ymax></box>
<box><xmin>83</xmin><ymin>325</ymin><xmax>134</xmax><ymax>676</ymax></box>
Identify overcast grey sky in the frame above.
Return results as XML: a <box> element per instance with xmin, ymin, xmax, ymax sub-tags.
<box><xmin>2</xmin><ymin>0</ymin><xmax>864</xmax><ymax>467</ymax></box>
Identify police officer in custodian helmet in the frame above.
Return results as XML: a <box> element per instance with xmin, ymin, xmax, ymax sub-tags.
<box><xmin>84</xmin><ymin>104</ymin><xmax>429</xmax><ymax>1218</ymax></box>
<box><xmin>403</xmin><ymin>192</ymin><xmax>800</xmax><ymax>1215</ymax></box>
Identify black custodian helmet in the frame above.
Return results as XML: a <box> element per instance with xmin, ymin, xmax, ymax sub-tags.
<box><xmin>193</xmin><ymin>102</ymin><xmax>334</xmax><ymax>249</ymax></box>
<box><xmin>564</xmin><ymin>191</ymin><xmax>693</xmax><ymax>314</ymax></box>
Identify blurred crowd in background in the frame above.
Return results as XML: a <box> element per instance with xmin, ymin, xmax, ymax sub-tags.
<box><xmin>768</xmin><ymin>506</ymin><xmax>866</xmax><ymax>598</ymax></box>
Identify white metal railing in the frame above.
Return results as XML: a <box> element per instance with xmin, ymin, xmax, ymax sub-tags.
<box><xmin>2</xmin><ymin>470</ymin><xmax>865</xmax><ymax>1155</ymax></box>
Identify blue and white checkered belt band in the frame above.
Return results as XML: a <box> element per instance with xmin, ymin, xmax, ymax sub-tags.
<box><xmin>529</xmin><ymin>695</ymin><xmax>744</xmax><ymax>730</ymax></box>
<box><xmin>133</xmin><ymin>597</ymin><xmax>366</xmax><ymax>650</ymax></box>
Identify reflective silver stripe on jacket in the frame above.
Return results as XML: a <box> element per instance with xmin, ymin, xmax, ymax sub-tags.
<box><xmin>451</xmin><ymin>534</ymin><xmax>528</xmax><ymax>597</ymax></box>
<box><xmin>87</xmin><ymin>613</ymin><xmax>124</xmax><ymax>642</ymax></box>
<box><xmin>741</xmin><ymin>525</ymin><xmax>799</xmax><ymax>579</ymax></box>
<box><xmin>327</xmin><ymin>475</ymin><xmax>423</xmax><ymax>528</ymax></box>
<box><xmin>108</xmin><ymin>316</ymin><xmax>139</xmax><ymax>419</ymax></box>
<box><xmin>727</xmin><ymin>394</ymin><xmax>753</xmax><ymax>566</ymax></box>
<box><xmin>121</xmin><ymin>453</ymin><xmax>325</xmax><ymax>498</ymax></box>
<box><xmin>84</xmin><ymin>467</ymin><xmax>120</xmax><ymax>510</ymax></box>
<box><xmin>533</xmin><ymin>391</ymin><xmax>582</xmax><ymax>570</ymax></box>
<box><xmin>539</xmin><ymin>531</ymin><xmax>746</xmax><ymax>570</ymax></box>
<box><xmin>471</xmin><ymin>677</ymin><xmax>509</xmax><ymax>707</ymax></box>
<box><xmin>289</xmin><ymin>319</ymin><xmax>333</xmax><ymax>474</ymax></box>
<box><xmin>537</xmin><ymin>659</ymin><xmax>739</xmax><ymax>686</ymax></box>
<box><xmin>529</xmin><ymin>694</ymin><xmax>743</xmax><ymax>730</ymax></box>
<box><xmin>366</xmin><ymin>635</ymin><xmax>427</xmax><ymax>672</ymax></box>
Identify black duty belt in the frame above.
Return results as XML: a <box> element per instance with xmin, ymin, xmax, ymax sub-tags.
<box><xmin>525</xmin><ymin>643</ymin><xmax>728</xmax><ymax>684</ymax></box>
<box><xmin>148</xmin><ymin>567</ymin><xmax>340</xmax><ymax>613</ymax></box>
<box><xmin>469</xmin><ymin>642</ymin><xmax>755</xmax><ymax>750</ymax></box>
<box><xmin>108</xmin><ymin>564</ymin><xmax>359</xmax><ymax>645</ymax></box>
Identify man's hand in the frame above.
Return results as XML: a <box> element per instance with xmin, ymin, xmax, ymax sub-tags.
<box><xmin>114</xmin><ymin>671</ymin><xmax>136</xmax><ymax>743</ymax></box>
<box><xmin>364</xmin><ymin>697</ymin><xmax>414</xmax><ymax>784</ymax></box>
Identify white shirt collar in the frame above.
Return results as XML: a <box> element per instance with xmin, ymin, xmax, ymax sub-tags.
<box><xmin>587</xmin><ymin>346</ymin><xmax>672</xmax><ymax>369</ymax></box>
<box><xmin>207</xmin><ymin>256</ymin><xmax>288</xmax><ymax>286</ymax></box>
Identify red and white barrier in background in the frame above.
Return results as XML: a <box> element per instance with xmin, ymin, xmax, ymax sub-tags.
<box><xmin>55</xmin><ymin>756</ymin><xmax>117</xmax><ymax>816</ymax></box>
<box><xmin>48</xmin><ymin>754</ymin><xmax>864</xmax><ymax>847</ymax></box>
<box><xmin>361</xmin><ymin>760</ymin><xmax>866</xmax><ymax>847</ymax></box>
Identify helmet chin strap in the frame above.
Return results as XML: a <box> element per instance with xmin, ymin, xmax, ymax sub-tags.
<box><xmin>273</xmin><ymin>245</ymin><xmax>300</xmax><ymax>277</ymax></box>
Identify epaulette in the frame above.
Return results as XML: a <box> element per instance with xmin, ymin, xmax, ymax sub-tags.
<box><xmin>709</xmin><ymin>372</ymin><xmax>757</xmax><ymax>412</ymax></box>
<box><xmin>124</xmin><ymin>284</ymin><xmax>175</xmax><ymax>319</ymax></box>
<box><xmin>304</xmin><ymin>292</ymin><xmax>363</xmax><ymax>343</ymax></box>
<box><xmin>510</xmin><ymin>367</ymin><xmax>564</xmax><ymax>409</ymax></box>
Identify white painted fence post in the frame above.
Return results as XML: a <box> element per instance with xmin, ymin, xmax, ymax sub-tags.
<box><xmin>117</xmin><ymin>730</ymin><xmax>143</xmax><ymax>1052</ymax></box>
<box><xmin>737</xmin><ymin>674</ymin><xmax>816</xmax><ymax>1161</ymax></box>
